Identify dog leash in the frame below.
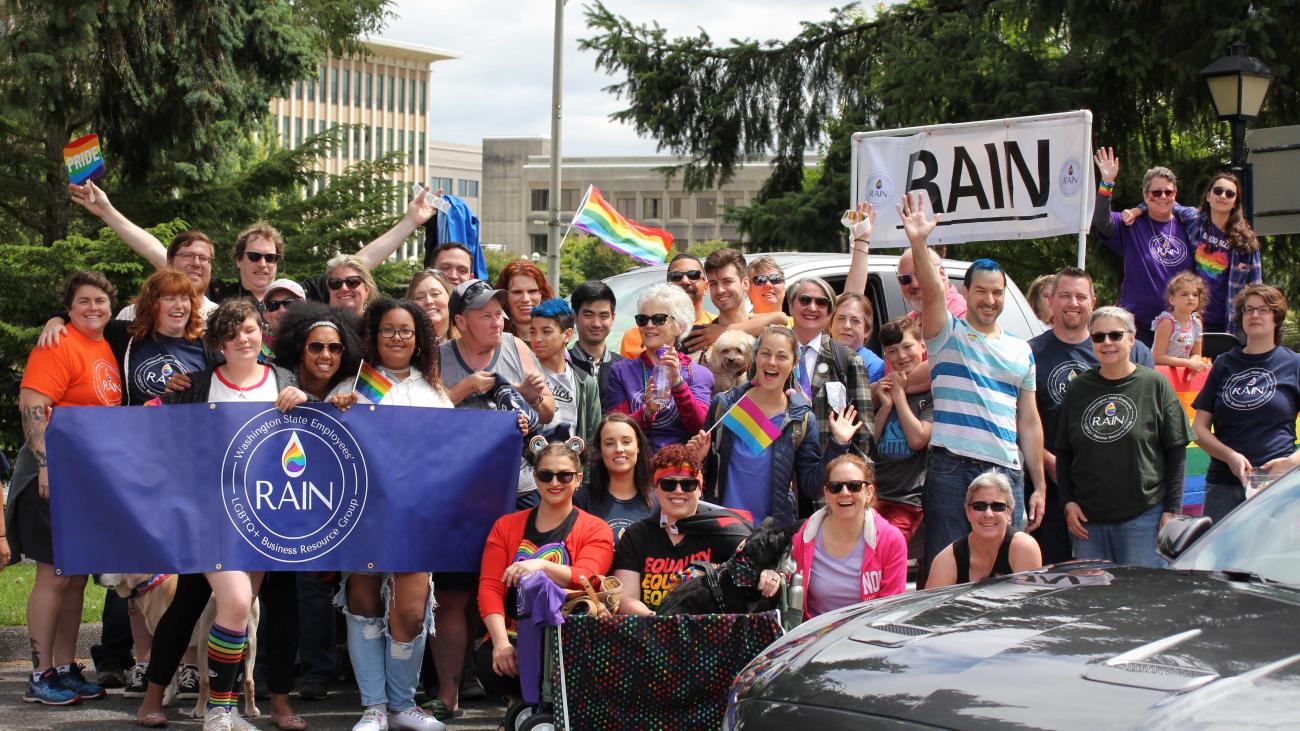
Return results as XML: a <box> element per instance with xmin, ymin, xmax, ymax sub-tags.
<box><xmin>131</xmin><ymin>574</ymin><xmax>172</xmax><ymax>598</ymax></box>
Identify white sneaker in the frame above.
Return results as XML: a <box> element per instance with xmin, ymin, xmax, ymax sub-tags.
<box><xmin>389</xmin><ymin>706</ymin><xmax>447</xmax><ymax>731</ymax></box>
<box><xmin>203</xmin><ymin>708</ymin><xmax>234</xmax><ymax>731</ymax></box>
<box><xmin>228</xmin><ymin>708</ymin><xmax>259</xmax><ymax>731</ymax></box>
<box><xmin>352</xmin><ymin>707</ymin><xmax>389</xmax><ymax>731</ymax></box>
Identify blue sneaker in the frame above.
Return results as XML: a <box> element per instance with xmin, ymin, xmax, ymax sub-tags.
<box><xmin>23</xmin><ymin>668</ymin><xmax>82</xmax><ymax>705</ymax></box>
<box><xmin>56</xmin><ymin>664</ymin><xmax>106</xmax><ymax>700</ymax></box>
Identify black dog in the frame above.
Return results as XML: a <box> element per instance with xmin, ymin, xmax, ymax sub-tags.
<box><xmin>658</xmin><ymin>518</ymin><xmax>799</xmax><ymax>615</ymax></box>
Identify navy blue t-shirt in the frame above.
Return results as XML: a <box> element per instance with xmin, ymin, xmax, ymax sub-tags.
<box><xmin>1192</xmin><ymin>346</ymin><xmax>1300</xmax><ymax>484</ymax></box>
<box><xmin>1029</xmin><ymin>330</ymin><xmax>1155</xmax><ymax>446</ymax></box>
<box><xmin>125</xmin><ymin>334</ymin><xmax>209</xmax><ymax>405</ymax></box>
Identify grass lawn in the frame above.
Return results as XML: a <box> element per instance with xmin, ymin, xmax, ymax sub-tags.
<box><xmin>0</xmin><ymin>563</ymin><xmax>104</xmax><ymax>626</ymax></box>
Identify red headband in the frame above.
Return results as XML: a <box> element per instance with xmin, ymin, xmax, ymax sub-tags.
<box><xmin>653</xmin><ymin>463</ymin><xmax>700</xmax><ymax>483</ymax></box>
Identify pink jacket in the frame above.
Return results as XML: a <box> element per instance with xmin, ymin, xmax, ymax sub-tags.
<box><xmin>790</xmin><ymin>507</ymin><xmax>908</xmax><ymax>618</ymax></box>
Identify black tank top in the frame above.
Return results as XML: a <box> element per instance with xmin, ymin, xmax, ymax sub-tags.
<box><xmin>954</xmin><ymin>527</ymin><xmax>1018</xmax><ymax>584</ymax></box>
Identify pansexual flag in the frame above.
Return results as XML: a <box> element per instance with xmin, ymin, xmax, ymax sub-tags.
<box><xmin>64</xmin><ymin>134</ymin><xmax>105</xmax><ymax>184</ymax></box>
<box><xmin>571</xmin><ymin>185</ymin><xmax>674</xmax><ymax>265</ymax></box>
<box><xmin>721</xmin><ymin>393</ymin><xmax>782</xmax><ymax>454</ymax></box>
<box><xmin>354</xmin><ymin>361</ymin><xmax>393</xmax><ymax>403</ymax></box>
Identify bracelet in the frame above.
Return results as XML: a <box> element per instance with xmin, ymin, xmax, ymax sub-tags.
<box><xmin>853</xmin><ymin>245</ymin><xmax>870</xmax><ymax>255</ymax></box>
<box><xmin>528</xmin><ymin>394</ymin><xmax>544</xmax><ymax>407</ymax></box>
<box><xmin>1097</xmin><ymin>186</ymin><xmax>1113</xmax><ymax>197</ymax></box>
<box><xmin>1098</xmin><ymin>180</ymin><xmax>1115</xmax><ymax>189</ymax></box>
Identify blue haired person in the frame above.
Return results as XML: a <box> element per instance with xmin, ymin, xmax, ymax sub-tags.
<box><xmin>897</xmin><ymin>193</ymin><xmax>1046</xmax><ymax>587</ymax></box>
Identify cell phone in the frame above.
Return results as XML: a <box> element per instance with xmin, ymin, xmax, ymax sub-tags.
<box><xmin>679</xmin><ymin>324</ymin><xmax>709</xmax><ymax>355</ymax></box>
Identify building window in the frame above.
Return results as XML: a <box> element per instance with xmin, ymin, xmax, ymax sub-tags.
<box><xmin>531</xmin><ymin>189</ymin><xmax>549</xmax><ymax>211</ymax></box>
<box><xmin>420</xmin><ymin>80</ymin><xmax>427</xmax><ymax>114</ymax></box>
<box><xmin>294</xmin><ymin>118</ymin><xmax>302</xmax><ymax>146</ymax></box>
<box><xmin>354</xmin><ymin>71</ymin><xmax>362</xmax><ymax>105</ymax></box>
<box><xmin>342</xmin><ymin>69</ymin><xmax>350</xmax><ymax>105</ymax></box>
<box><xmin>376</xmin><ymin>73</ymin><xmax>383</xmax><ymax>108</ymax></box>
<box><xmin>457</xmin><ymin>179</ymin><xmax>479</xmax><ymax>198</ymax></box>
<box><xmin>418</xmin><ymin>132</ymin><xmax>425</xmax><ymax>167</ymax></box>
<box><xmin>696</xmin><ymin>196</ymin><xmax>717</xmax><ymax>219</ymax></box>
<box><xmin>387</xmin><ymin>128</ymin><xmax>394</xmax><ymax>156</ymax></box>
<box><xmin>294</xmin><ymin>80</ymin><xmax>303</xmax><ymax>99</ymax></box>
<box><xmin>617</xmin><ymin>197</ymin><xmax>636</xmax><ymax>215</ymax></box>
<box><xmin>434</xmin><ymin>176</ymin><xmax>453</xmax><ymax>192</ymax></box>
<box><xmin>281</xmin><ymin>117</ymin><xmax>290</xmax><ymax>145</ymax></box>
<box><xmin>531</xmin><ymin>234</ymin><xmax>548</xmax><ymax>254</ymax></box>
<box><xmin>408</xmin><ymin>80</ymin><xmax>416</xmax><ymax>113</ymax></box>
<box><xmin>643</xmin><ymin>198</ymin><xmax>660</xmax><ymax>218</ymax></box>
<box><xmin>331</xmin><ymin>67</ymin><xmax>339</xmax><ymax>103</ymax></box>
<box><xmin>671</xmin><ymin>197</ymin><xmax>687</xmax><ymax>218</ymax></box>
<box><xmin>366</xmin><ymin>126</ymin><xmax>373</xmax><ymax>158</ymax></box>
<box><xmin>724</xmin><ymin>196</ymin><xmax>743</xmax><ymax>210</ymax></box>
<box><xmin>561</xmin><ymin>189</ymin><xmax>580</xmax><ymax>211</ymax></box>
<box><xmin>308</xmin><ymin>73</ymin><xmax>316</xmax><ymax>101</ymax></box>
<box><xmin>375</xmin><ymin>127</ymin><xmax>382</xmax><ymax>157</ymax></box>
<box><xmin>388</xmin><ymin>77</ymin><xmax>395</xmax><ymax>112</ymax></box>
<box><xmin>398</xmin><ymin>76</ymin><xmax>406</xmax><ymax>113</ymax></box>
<box><xmin>353</xmin><ymin>127</ymin><xmax>361</xmax><ymax>159</ymax></box>
<box><xmin>307</xmin><ymin>118</ymin><xmax>315</xmax><ymax>136</ymax></box>
<box><xmin>366</xmin><ymin>72</ymin><xmax>373</xmax><ymax>108</ymax></box>
<box><xmin>408</xmin><ymin>131</ymin><xmax>416</xmax><ymax>166</ymax></box>
<box><xmin>319</xmin><ymin>67</ymin><xmax>327</xmax><ymax>101</ymax></box>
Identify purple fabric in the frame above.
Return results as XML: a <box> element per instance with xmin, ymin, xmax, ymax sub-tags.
<box><xmin>516</xmin><ymin>570</ymin><xmax>568</xmax><ymax>706</ymax></box>
<box><xmin>601</xmin><ymin>357</ymin><xmax>713</xmax><ymax>450</ymax></box>
<box><xmin>1103</xmin><ymin>212</ymin><xmax>1192</xmax><ymax>328</ymax></box>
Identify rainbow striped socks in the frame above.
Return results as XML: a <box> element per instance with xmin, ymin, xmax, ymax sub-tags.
<box><xmin>205</xmin><ymin>623</ymin><xmax>247</xmax><ymax>712</ymax></box>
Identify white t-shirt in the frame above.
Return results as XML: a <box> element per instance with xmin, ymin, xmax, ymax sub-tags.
<box><xmin>542</xmin><ymin>365</ymin><xmax>579</xmax><ymax>438</ymax></box>
<box><xmin>354</xmin><ymin>366</ymin><xmax>452</xmax><ymax>408</ymax></box>
<box><xmin>208</xmin><ymin>364</ymin><xmax>279</xmax><ymax>403</ymax></box>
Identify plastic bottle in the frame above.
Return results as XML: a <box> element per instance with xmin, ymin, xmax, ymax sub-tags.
<box><xmin>648</xmin><ymin>346</ymin><xmax>672</xmax><ymax>408</ymax></box>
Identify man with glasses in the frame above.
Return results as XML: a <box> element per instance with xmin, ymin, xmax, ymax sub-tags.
<box><xmin>683</xmin><ymin>248</ymin><xmax>791</xmax><ymax>353</ymax></box>
<box><xmin>619</xmin><ymin>253</ymin><xmax>715</xmax><ymax>359</ymax></box>
<box><xmin>899</xmin><ymin>192</ymin><xmax>1045</xmax><ymax>587</ymax></box>
<box><xmin>1092</xmin><ymin>148</ymin><xmax>1192</xmax><ymax>346</ymax></box>
<box><xmin>1028</xmin><ymin>267</ymin><xmax>1154</xmax><ymax>564</ymax></box>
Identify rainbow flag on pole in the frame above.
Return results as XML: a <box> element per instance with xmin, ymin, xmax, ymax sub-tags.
<box><xmin>570</xmin><ymin>185</ymin><xmax>674</xmax><ymax>265</ymax></box>
<box><xmin>354</xmin><ymin>361</ymin><xmax>393</xmax><ymax>404</ymax></box>
<box><xmin>721</xmin><ymin>393</ymin><xmax>782</xmax><ymax>454</ymax></box>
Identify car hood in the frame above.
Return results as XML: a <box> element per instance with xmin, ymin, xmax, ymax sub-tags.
<box><xmin>737</xmin><ymin>562</ymin><xmax>1300</xmax><ymax>729</ymax></box>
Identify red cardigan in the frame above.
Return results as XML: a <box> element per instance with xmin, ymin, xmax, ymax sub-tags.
<box><xmin>478</xmin><ymin>507</ymin><xmax>615</xmax><ymax>619</ymax></box>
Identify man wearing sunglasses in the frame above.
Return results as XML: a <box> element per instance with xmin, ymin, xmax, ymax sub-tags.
<box><xmin>619</xmin><ymin>253</ymin><xmax>715</xmax><ymax>359</ymax></box>
<box><xmin>1092</xmin><ymin>148</ymin><xmax>1192</xmax><ymax>347</ymax></box>
<box><xmin>683</xmin><ymin>248</ymin><xmax>792</xmax><ymax>354</ymax></box>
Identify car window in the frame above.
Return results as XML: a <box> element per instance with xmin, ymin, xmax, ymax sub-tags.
<box><xmin>1174</xmin><ymin>470</ymin><xmax>1300</xmax><ymax>587</ymax></box>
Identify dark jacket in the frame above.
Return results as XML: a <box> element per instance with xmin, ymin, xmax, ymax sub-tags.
<box><xmin>571</xmin><ymin>364</ymin><xmax>601</xmax><ymax>448</ymax></box>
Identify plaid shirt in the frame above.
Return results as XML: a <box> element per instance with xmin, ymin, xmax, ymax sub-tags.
<box><xmin>1226</xmin><ymin>247</ymin><xmax>1262</xmax><ymax>335</ymax></box>
<box><xmin>808</xmin><ymin>336</ymin><xmax>875</xmax><ymax>459</ymax></box>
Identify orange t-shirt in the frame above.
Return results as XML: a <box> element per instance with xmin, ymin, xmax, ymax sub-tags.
<box><xmin>21</xmin><ymin>326</ymin><xmax>122</xmax><ymax>407</ymax></box>
<box><xmin>619</xmin><ymin>310</ymin><xmax>716</xmax><ymax>360</ymax></box>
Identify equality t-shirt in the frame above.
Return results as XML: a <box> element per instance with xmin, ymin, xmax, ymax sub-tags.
<box><xmin>1103</xmin><ymin>212</ymin><xmax>1192</xmax><ymax>328</ymax></box>
<box><xmin>124</xmin><ymin>334</ymin><xmax>208</xmax><ymax>405</ymax></box>
<box><xmin>1192</xmin><ymin>346</ymin><xmax>1300</xmax><ymax>485</ymax></box>
<box><xmin>869</xmin><ymin>391</ymin><xmax>932</xmax><ymax>507</ymax></box>
<box><xmin>21</xmin><ymin>326</ymin><xmax>122</xmax><ymax>407</ymax></box>
<box><xmin>611</xmin><ymin>515</ymin><xmax>744</xmax><ymax>611</ymax></box>
<box><xmin>1029</xmin><ymin>330</ymin><xmax>1155</xmax><ymax>448</ymax></box>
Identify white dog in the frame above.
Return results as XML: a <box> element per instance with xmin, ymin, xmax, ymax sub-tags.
<box><xmin>706</xmin><ymin>329</ymin><xmax>755</xmax><ymax>397</ymax></box>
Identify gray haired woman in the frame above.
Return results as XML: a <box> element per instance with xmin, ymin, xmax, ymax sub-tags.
<box><xmin>926</xmin><ymin>470</ymin><xmax>1042</xmax><ymax>587</ymax></box>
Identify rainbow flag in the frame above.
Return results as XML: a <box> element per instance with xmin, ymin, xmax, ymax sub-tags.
<box><xmin>721</xmin><ymin>393</ymin><xmax>782</xmax><ymax>454</ymax></box>
<box><xmin>570</xmin><ymin>185</ymin><xmax>674</xmax><ymax>265</ymax></box>
<box><xmin>63</xmin><ymin>134</ymin><xmax>105</xmax><ymax>184</ymax></box>
<box><xmin>354</xmin><ymin>361</ymin><xmax>393</xmax><ymax>404</ymax></box>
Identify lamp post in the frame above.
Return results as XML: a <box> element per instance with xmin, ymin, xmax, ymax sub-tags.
<box><xmin>1200</xmin><ymin>41</ymin><xmax>1274</xmax><ymax>183</ymax></box>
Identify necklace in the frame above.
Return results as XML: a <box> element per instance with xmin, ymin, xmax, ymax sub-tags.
<box><xmin>215</xmin><ymin>365</ymin><xmax>268</xmax><ymax>399</ymax></box>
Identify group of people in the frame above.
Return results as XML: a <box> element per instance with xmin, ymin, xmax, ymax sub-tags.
<box><xmin>1</xmin><ymin>149</ymin><xmax>1298</xmax><ymax>730</ymax></box>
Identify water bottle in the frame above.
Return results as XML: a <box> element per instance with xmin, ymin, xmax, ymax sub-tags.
<box><xmin>648</xmin><ymin>346</ymin><xmax>672</xmax><ymax>409</ymax></box>
<box><xmin>783</xmin><ymin>573</ymin><xmax>805</xmax><ymax>629</ymax></box>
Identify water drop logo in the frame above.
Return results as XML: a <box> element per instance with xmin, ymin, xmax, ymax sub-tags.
<box><xmin>1247</xmin><ymin>376</ymin><xmax>1258</xmax><ymax>386</ymax></box>
<box><xmin>874</xmin><ymin>178</ymin><xmax>883</xmax><ymax>190</ymax></box>
<box><xmin>1104</xmin><ymin>402</ymin><xmax>1117</xmax><ymax>417</ymax></box>
<box><xmin>282</xmin><ymin>432</ymin><xmax>307</xmax><ymax>478</ymax></box>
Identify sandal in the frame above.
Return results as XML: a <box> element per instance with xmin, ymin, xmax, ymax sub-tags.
<box><xmin>420</xmin><ymin>698</ymin><xmax>464</xmax><ymax>720</ymax></box>
<box><xmin>136</xmin><ymin>711</ymin><xmax>168</xmax><ymax>728</ymax></box>
<box><xmin>271</xmin><ymin>713</ymin><xmax>308</xmax><ymax>730</ymax></box>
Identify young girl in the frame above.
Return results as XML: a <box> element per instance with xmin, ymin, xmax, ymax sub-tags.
<box><xmin>1152</xmin><ymin>271</ymin><xmax>1207</xmax><ymax>373</ymax></box>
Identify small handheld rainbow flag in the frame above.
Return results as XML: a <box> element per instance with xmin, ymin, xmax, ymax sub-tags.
<box><xmin>570</xmin><ymin>185</ymin><xmax>674</xmax><ymax>265</ymax></box>
<box><xmin>354</xmin><ymin>361</ymin><xmax>393</xmax><ymax>403</ymax></box>
<box><xmin>720</xmin><ymin>393</ymin><xmax>782</xmax><ymax>454</ymax></box>
<box><xmin>64</xmin><ymin>134</ymin><xmax>105</xmax><ymax>185</ymax></box>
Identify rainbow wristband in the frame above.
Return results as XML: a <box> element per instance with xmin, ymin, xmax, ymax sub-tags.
<box><xmin>1098</xmin><ymin>185</ymin><xmax>1113</xmax><ymax>197</ymax></box>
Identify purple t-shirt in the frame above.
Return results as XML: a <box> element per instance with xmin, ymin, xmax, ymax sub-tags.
<box><xmin>1104</xmin><ymin>212</ymin><xmax>1192</xmax><ymax>329</ymax></box>
<box><xmin>601</xmin><ymin>356</ymin><xmax>714</xmax><ymax>450</ymax></box>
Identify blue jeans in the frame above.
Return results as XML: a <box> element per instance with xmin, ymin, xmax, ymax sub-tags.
<box><xmin>297</xmin><ymin>572</ymin><xmax>337</xmax><ymax>683</ymax></box>
<box><xmin>1070</xmin><ymin>503</ymin><xmax>1165</xmax><ymax>568</ymax></box>
<box><xmin>336</xmin><ymin>574</ymin><xmax>435</xmax><ymax>711</ymax></box>
<box><xmin>921</xmin><ymin>448</ymin><xmax>1024</xmax><ymax>585</ymax></box>
<box><xmin>1203</xmin><ymin>482</ymin><xmax>1245</xmax><ymax>524</ymax></box>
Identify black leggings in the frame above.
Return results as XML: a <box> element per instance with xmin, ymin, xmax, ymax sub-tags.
<box><xmin>145</xmin><ymin>572</ymin><xmax>300</xmax><ymax>694</ymax></box>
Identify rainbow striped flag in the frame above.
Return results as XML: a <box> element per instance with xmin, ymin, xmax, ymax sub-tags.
<box><xmin>721</xmin><ymin>393</ymin><xmax>782</xmax><ymax>454</ymax></box>
<box><xmin>354</xmin><ymin>361</ymin><xmax>393</xmax><ymax>404</ymax></box>
<box><xmin>570</xmin><ymin>185</ymin><xmax>674</xmax><ymax>264</ymax></box>
<box><xmin>63</xmin><ymin>134</ymin><xmax>105</xmax><ymax>184</ymax></box>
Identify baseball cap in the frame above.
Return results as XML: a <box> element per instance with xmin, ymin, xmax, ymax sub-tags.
<box><xmin>450</xmin><ymin>278</ymin><xmax>501</xmax><ymax>319</ymax></box>
<box><xmin>265</xmin><ymin>278</ymin><xmax>305</xmax><ymax>300</ymax></box>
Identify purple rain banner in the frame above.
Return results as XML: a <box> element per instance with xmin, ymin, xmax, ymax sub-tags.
<box><xmin>47</xmin><ymin>402</ymin><xmax>520</xmax><ymax>574</ymax></box>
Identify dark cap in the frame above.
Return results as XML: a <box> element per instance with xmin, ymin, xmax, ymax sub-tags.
<box><xmin>449</xmin><ymin>278</ymin><xmax>501</xmax><ymax>319</ymax></box>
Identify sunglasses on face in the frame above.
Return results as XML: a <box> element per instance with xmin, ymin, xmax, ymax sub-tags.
<box><xmin>328</xmin><ymin>276</ymin><xmax>364</xmax><ymax>291</ymax></box>
<box><xmin>635</xmin><ymin>313</ymin><xmax>671</xmax><ymax>327</ymax></box>
<box><xmin>825</xmin><ymin>480</ymin><xmax>868</xmax><ymax>494</ymax></box>
<box><xmin>896</xmin><ymin>273</ymin><xmax>916</xmax><ymax>286</ymax></box>
<box><xmin>796</xmin><ymin>293</ymin><xmax>832</xmax><ymax>309</ymax></box>
<box><xmin>752</xmin><ymin>273</ymin><xmax>784</xmax><ymax>286</ymax></box>
<box><xmin>1211</xmin><ymin>186</ymin><xmax>1237</xmax><ymax>199</ymax></box>
<box><xmin>1147</xmin><ymin>189</ymin><xmax>1176</xmax><ymax>199</ymax></box>
<box><xmin>1090</xmin><ymin>330</ymin><xmax>1127</xmax><ymax>343</ymax></box>
<box><xmin>535</xmin><ymin>470</ymin><xmax>578</xmax><ymax>485</ymax></box>
<box><xmin>306</xmin><ymin>341</ymin><xmax>344</xmax><ymax>355</ymax></box>
<box><xmin>265</xmin><ymin>298</ymin><xmax>297</xmax><ymax>312</ymax></box>
<box><xmin>667</xmin><ymin>270</ymin><xmax>704</xmax><ymax>283</ymax></box>
<box><xmin>242</xmin><ymin>251</ymin><xmax>279</xmax><ymax>264</ymax></box>
<box><xmin>968</xmin><ymin>500</ymin><xmax>1010</xmax><ymax>513</ymax></box>
<box><xmin>656</xmin><ymin>478</ymin><xmax>700</xmax><ymax>493</ymax></box>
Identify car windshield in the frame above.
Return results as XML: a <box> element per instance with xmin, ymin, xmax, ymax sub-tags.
<box><xmin>1172</xmin><ymin>466</ymin><xmax>1300</xmax><ymax>587</ymax></box>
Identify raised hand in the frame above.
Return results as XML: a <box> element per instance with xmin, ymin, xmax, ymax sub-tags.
<box><xmin>1094</xmin><ymin>147</ymin><xmax>1119</xmax><ymax>184</ymax></box>
<box><xmin>897</xmin><ymin>192</ymin><xmax>941</xmax><ymax>245</ymax></box>
<box><xmin>828</xmin><ymin>404</ymin><xmax>862</xmax><ymax>445</ymax></box>
<box><xmin>68</xmin><ymin>180</ymin><xmax>112</xmax><ymax>219</ymax></box>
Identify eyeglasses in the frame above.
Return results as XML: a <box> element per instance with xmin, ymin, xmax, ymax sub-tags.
<box><xmin>378</xmin><ymin>327</ymin><xmax>416</xmax><ymax>341</ymax></box>
<box><xmin>1147</xmin><ymin>189</ymin><xmax>1176</xmax><ymax>199</ymax></box>
<box><xmin>825</xmin><ymin>480</ymin><xmax>868</xmax><ymax>494</ymax></box>
<box><xmin>1242</xmin><ymin>305</ymin><xmax>1272</xmax><ymax>316</ymax></box>
<box><xmin>265</xmin><ymin>298</ymin><xmax>297</xmax><ymax>312</ymax></box>
<box><xmin>173</xmin><ymin>252</ymin><xmax>212</xmax><ymax>265</ymax></box>
<box><xmin>656</xmin><ymin>478</ymin><xmax>700</xmax><ymax>493</ymax></box>
<box><xmin>306</xmin><ymin>341</ymin><xmax>344</xmax><ymax>355</ymax></box>
<box><xmin>896</xmin><ymin>274</ymin><xmax>915</xmax><ymax>286</ymax></box>
<box><xmin>1211</xmin><ymin>186</ymin><xmax>1237</xmax><ymax>199</ymax></box>
<box><xmin>241</xmin><ymin>251</ymin><xmax>280</xmax><ymax>264</ymax></box>
<box><xmin>328</xmin><ymin>276</ymin><xmax>364</xmax><ymax>291</ymax></box>
<box><xmin>968</xmin><ymin>501</ymin><xmax>1010</xmax><ymax>513</ymax></box>
<box><xmin>752</xmin><ymin>273</ymin><xmax>784</xmax><ymax>286</ymax></box>
<box><xmin>796</xmin><ymin>294</ymin><xmax>832</xmax><ymax>309</ymax></box>
<box><xmin>1090</xmin><ymin>330</ymin><xmax>1127</xmax><ymax>343</ymax></box>
<box><xmin>667</xmin><ymin>270</ymin><xmax>704</xmax><ymax>283</ymax></box>
<box><xmin>635</xmin><ymin>313</ymin><xmax>671</xmax><ymax>327</ymax></box>
<box><xmin>535</xmin><ymin>470</ymin><xmax>578</xmax><ymax>485</ymax></box>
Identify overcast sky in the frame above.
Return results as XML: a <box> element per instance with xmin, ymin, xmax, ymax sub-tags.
<box><xmin>382</xmin><ymin>1</ymin><xmax>824</xmax><ymax>155</ymax></box>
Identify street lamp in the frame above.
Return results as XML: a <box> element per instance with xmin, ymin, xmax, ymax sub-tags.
<box><xmin>1200</xmin><ymin>41</ymin><xmax>1274</xmax><ymax>179</ymax></box>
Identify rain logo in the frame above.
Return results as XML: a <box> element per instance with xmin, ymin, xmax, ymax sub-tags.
<box><xmin>282</xmin><ymin>431</ymin><xmax>307</xmax><ymax>478</ymax></box>
<box><xmin>1081</xmin><ymin>394</ymin><xmax>1137</xmax><ymax>443</ymax></box>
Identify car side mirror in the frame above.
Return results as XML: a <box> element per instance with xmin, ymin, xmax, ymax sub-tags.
<box><xmin>1157</xmin><ymin>515</ymin><xmax>1213</xmax><ymax>561</ymax></box>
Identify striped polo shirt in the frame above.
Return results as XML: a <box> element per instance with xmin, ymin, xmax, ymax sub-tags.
<box><xmin>927</xmin><ymin>313</ymin><xmax>1035</xmax><ymax>469</ymax></box>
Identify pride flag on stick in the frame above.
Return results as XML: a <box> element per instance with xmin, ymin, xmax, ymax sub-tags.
<box><xmin>716</xmin><ymin>393</ymin><xmax>782</xmax><ymax>454</ymax></box>
<box><xmin>353</xmin><ymin>361</ymin><xmax>393</xmax><ymax>404</ymax></box>
<box><xmin>569</xmin><ymin>185</ymin><xmax>674</xmax><ymax>265</ymax></box>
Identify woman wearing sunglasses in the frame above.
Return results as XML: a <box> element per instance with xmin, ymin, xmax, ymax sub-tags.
<box><xmin>477</xmin><ymin>436</ymin><xmax>614</xmax><ymax>722</ymax></box>
<box><xmin>926</xmin><ymin>470</ymin><xmax>1042</xmax><ymax>588</ymax></box>
<box><xmin>270</xmin><ymin>301</ymin><xmax>363</xmax><ymax>408</ymax></box>
<box><xmin>604</xmin><ymin>284</ymin><xmax>714</xmax><ymax>450</ymax></box>
<box><xmin>786</xmin><ymin>454</ymin><xmax>907</xmax><ymax>616</ymax></box>
<box><xmin>1055</xmin><ymin>306</ymin><xmax>1190</xmax><ymax>567</ymax></box>
<box><xmin>319</xmin><ymin>255</ymin><xmax>379</xmax><ymax>318</ymax></box>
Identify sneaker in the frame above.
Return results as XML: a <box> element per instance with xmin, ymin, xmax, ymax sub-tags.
<box><xmin>459</xmin><ymin>674</ymin><xmax>486</xmax><ymax>700</ymax></box>
<box><xmin>57</xmin><ymin>663</ymin><xmax>107</xmax><ymax>700</ymax></box>
<box><xmin>228</xmin><ymin>708</ymin><xmax>259</xmax><ymax>731</ymax></box>
<box><xmin>123</xmin><ymin>662</ymin><xmax>148</xmax><ymax>698</ymax></box>
<box><xmin>203</xmin><ymin>707</ymin><xmax>234</xmax><ymax>731</ymax></box>
<box><xmin>23</xmin><ymin>668</ymin><xmax>82</xmax><ymax>706</ymax></box>
<box><xmin>297</xmin><ymin>677</ymin><xmax>329</xmax><ymax>701</ymax></box>
<box><xmin>389</xmin><ymin>706</ymin><xmax>446</xmax><ymax>731</ymax></box>
<box><xmin>95</xmin><ymin>667</ymin><xmax>127</xmax><ymax>689</ymax></box>
<box><xmin>176</xmin><ymin>664</ymin><xmax>201</xmax><ymax>700</ymax></box>
<box><xmin>352</xmin><ymin>707</ymin><xmax>389</xmax><ymax>731</ymax></box>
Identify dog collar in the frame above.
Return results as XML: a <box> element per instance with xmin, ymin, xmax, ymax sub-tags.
<box><xmin>132</xmin><ymin>574</ymin><xmax>171</xmax><ymax>597</ymax></box>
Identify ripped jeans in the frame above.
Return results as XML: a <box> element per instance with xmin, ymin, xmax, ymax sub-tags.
<box><xmin>335</xmin><ymin>573</ymin><xmax>436</xmax><ymax>711</ymax></box>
